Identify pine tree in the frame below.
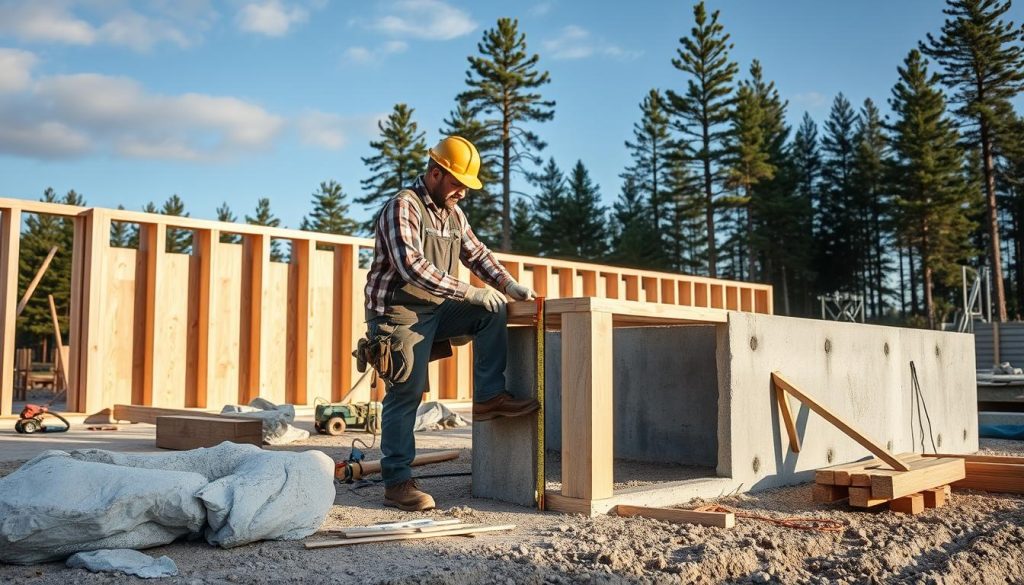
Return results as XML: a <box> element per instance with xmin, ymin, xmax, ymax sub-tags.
<box><xmin>623</xmin><ymin>89</ymin><xmax>674</xmax><ymax>248</ymax></box>
<box><xmin>16</xmin><ymin>188</ymin><xmax>66</xmax><ymax>343</ymax></box>
<box><xmin>357</xmin><ymin>103</ymin><xmax>427</xmax><ymax>234</ymax></box>
<box><xmin>851</xmin><ymin>99</ymin><xmax>891</xmax><ymax>318</ymax></box>
<box><xmin>459</xmin><ymin>17</ymin><xmax>555</xmax><ymax>251</ymax></box>
<box><xmin>610</xmin><ymin>176</ymin><xmax>665</xmax><ymax>268</ymax></box>
<box><xmin>161</xmin><ymin>195</ymin><xmax>191</xmax><ymax>254</ymax></box>
<box><xmin>509</xmin><ymin>198</ymin><xmax>540</xmax><ymax>256</ymax></box>
<box><xmin>664</xmin><ymin>156</ymin><xmax>706</xmax><ymax>273</ymax></box>
<box><xmin>110</xmin><ymin>205</ymin><xmax>131</xmax><ymax>248</ymax></box>
<box><xmin>246</xmin><ymin>198</ymin><xmax>285</xmax><ymax>261</ymax></box>
<box><xmin>816</xmin><ymin>94</ymin><xmax>860</xmax><ymax>295</ymax></box>
<box><xmin>921</xmin><ymin>0</ymin><xmax>1024</xmax><ymax>322</ymax></box>
<box><xmin>666</xmin><ymin>1</ymin><xmax>738</xmax><ymax>277</ymax></box>
<box><xmin>562</xmin><ymin>161</ymin><xmax>608</xmax><ymax>261</ymax></box>
<box><xmin>888</xmin><ymin>49</ymin><xmax>975</xmax><ymax>328</ymax></box>
<box><xmin>216</xmin><ymin>202</ymin><xmax>241</xmax><ymax>244</ymax></box>
<box><xmin>301</xmin><ymin>181</ymin><xmax>359</xmax><ymax>236</ymax></box>
<box><xmin>724</xmin><ymin>78</ymin><xmax>775</xmax><ymax>281</ymax></box>
<box><xmin>784</xmin><ymin>113</ymin><xmax>822</xmax><ymax>315</ymax></box>
<box><xmin>530</xmin><ymin>158</ymin><xmax>569</xmax><ymax>258</ymax></box>
<box><xmin>440</xmin><ymin>103</ymin><xmax>502</xmax><ymax>244</ymax></box>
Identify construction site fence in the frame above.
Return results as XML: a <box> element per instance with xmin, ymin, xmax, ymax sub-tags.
<box><xmin>0</xmin><ymin>197</ymin><xmax>773</xmax><ymax>416</ymax></box>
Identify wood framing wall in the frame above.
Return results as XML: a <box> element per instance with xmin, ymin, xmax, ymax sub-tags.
<box><xmin>0</xmin><ymin>197</ymin><xmax>774</xmax><ymax>416</ymax></box>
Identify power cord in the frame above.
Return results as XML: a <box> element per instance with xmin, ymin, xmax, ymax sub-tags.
<box><xmin>909</xmin><ymin>361</ymin><xmax>937</xmax><ymax>453</ymax></box>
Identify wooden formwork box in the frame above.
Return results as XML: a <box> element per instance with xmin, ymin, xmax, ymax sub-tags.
<box><xmin>506</xmin><ymin>297</ymin><xmax>755</xmax><ymax>516</ymax></box>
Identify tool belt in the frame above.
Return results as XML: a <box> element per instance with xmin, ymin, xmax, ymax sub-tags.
<box><xmin>353</xmin><ymin>334</ymin><xmax>453</xmax><ymax>385</ymax></box>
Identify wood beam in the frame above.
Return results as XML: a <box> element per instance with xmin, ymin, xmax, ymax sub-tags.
<box><xmin>770</xmin><ymin>372</ymin><xmax>909</xmax><ymax>471</ymax></box>
<box><xmin>0</xmin><ymin>207</ymin><xmax>21</xmax><ymax>416</ymax></box>
<box><xmin>561</xmin><ymin>310</ymin><xmax>614</xmax><ymax>500</ymax></box>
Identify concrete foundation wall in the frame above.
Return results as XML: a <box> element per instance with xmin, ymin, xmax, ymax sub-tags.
<box><xmin>541</xmin><ymin>326</ymin><xmax>719</xmax><ymax>467</ymax></box>
<box><xmin>720</xmin><ymin>312</ymin><xmax>978</xmax><ymax>491</ymax></box>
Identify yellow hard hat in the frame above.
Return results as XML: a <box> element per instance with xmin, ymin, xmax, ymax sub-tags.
<box><xmin>428</xmin><ymin>136</ymin><xmax>483</xmax><ymax>190</ymax></box>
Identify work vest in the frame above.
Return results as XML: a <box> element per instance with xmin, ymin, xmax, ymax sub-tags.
<box><xmin>389</xmin><ymin>184</ymin><xmax>461</xmax><ymax>308</ymax></box>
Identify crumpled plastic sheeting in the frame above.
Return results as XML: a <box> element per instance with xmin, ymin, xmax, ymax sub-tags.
<box><xmin>0</xmin><ymin>452</ymin><xmax>207</xmax><ymax>564</ymax></box>
<box><xmin>221</xmin><ymin>397</ymin><xmax>310</xmax><ymax>445</ymax></box>
<box><xmin>0</xmin><ymin>442</ymin><xmax>336</xmax><ymax>564</ymax></box>
<box><xmin>67</xmin><ymin>549</ymin><xmax>178</xmax><ymax>578</ymax></box>
<box><xmin>414</xmin><ymin>401</ymin><xmax>468</xmax><ymax>432</ymax></box>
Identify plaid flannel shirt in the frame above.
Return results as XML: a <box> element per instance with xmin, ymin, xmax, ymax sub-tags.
<box><xmin>364</xmin><ymin>176</ymin><xmax>513</xmax><ymax>315</ymax></box>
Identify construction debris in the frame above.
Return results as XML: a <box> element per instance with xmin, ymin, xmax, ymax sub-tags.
<box><xmin>615</xmin><ymin>504</ymin><xmax>735</xmax><ymax>528</ymax></box>
<box><xmin>924</xmin><ymin>453</ymin><xmax>1024</xmax><ymax>494</ymax></box>
<box><xmin>814</xmin><ymin>453</ymin><xmax>964</xmax><ymax>514</ymax></box>
<box><xmin>305</xmin><ymin>520</ymin><xmax>515</xmax><ymax>549</ymax></box>
<box><xmin>221</xmin><ymin>397</ymin><xmax>309</xmax><ymax>445</ymax></box>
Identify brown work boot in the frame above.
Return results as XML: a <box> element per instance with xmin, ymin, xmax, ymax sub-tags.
<box><xmin>383</xmin><ymin>479</ymin><xmax>435</xmax><ymax>512</ymax></box>
<box><xmin>473</xmin><ymin>393</ymin><xmax>540</xmax><ymax>421</ymax></box>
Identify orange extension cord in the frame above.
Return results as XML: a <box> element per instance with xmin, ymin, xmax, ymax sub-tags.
<box><xmin>694</xmin><ymin>505</ymin><xmax>848</xmax><ymax>533</ymax></box>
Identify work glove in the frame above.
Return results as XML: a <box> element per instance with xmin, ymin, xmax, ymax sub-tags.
<box><xmin>467</xmin><ymin>285</ymin><xmax>506</xmax><ymax>313</ymax></box>
<box><xmin>504</xmin><ymin>281</ymin><xmax>537</xmax><ymax>301</ymax></box>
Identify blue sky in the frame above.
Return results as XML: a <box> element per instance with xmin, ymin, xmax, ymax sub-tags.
<box><xmin>1</xmin><ymin>0</ymin><xmax>1022</xmax><ymax>232</ymax></box>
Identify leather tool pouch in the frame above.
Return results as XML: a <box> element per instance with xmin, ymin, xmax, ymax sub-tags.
<box><xmin>354</xmin><ymin>335</ymin><xmax>395</xmax><ymax>382</ymax></box>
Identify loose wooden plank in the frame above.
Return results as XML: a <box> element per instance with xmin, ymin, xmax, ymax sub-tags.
<box><xmin>953</xmin><ymin>477</ymin><xmax>1024</xmax><ymax>494</ymax></box>
<box><xmin>155</xmin><ymin>415</ymin><xmax>262</xmax><ymax>450</ymax></box>
<box><xmin>616</xmin><ymin>505</ymin><xmax>735</xmax><ymax>528</ymax></box>
<box><xmin>16</xmin><ymin>246</ymin><xmax>57</xmax><ymax>317</ymax></box>
<box><xmin>848</xmin><ymin>486</ymin><xmax>889</xmax><ymax>508</ymax></box>
<box><xmin>849</xmin><ymin>454</ymin><xmax>928</xmax><ymax>487</ymax></box>
<box><xmin>923</xmin><ymin>453</ymin><xmax>1024</xmax><ymax>465</ymax></box>
<box><xmin>339</xmin><ymin>521</ymin><xmax>469</xmax><ymax>538</ymax></box>
<box><xmin>113</xmin><ymin>404</ymin><xmax>225</xmax><ymax>425</ymax></box>
<box><xmin>817</xmin><ymin>453</ymin><xmax>917</xmax><ymax>486</ymax></box>
<box><xmin>870</xmin><ymin>458</ymin><xmax>965</xmax><ymax>500</ymax></box>
<box><xmin>889</xmin><ymin>493</ymin><xmax>924</xmax><ymax>515</ymax></box>
<box><xmin>776</xmin><ymin>384</ymin><xmax>801</xmax><ymax>453</ymax></box>
<box><xmin>304</xmin><ymin>524</ymin><xmax>516</xmax><ymax>549</ymax></box>
<box><xmin>812</xmin><ymin>484</ymin><xmax>849</xmax><ymax>503</ymax></box>
<box><xmin>963</xmin><ymin>462</ymin><xmax>1024</xmax><ymax>477</ymax></box>
<box><xmin>771</xmin><ymin>372</ymin><xmax>910</xmax><ymax>472</ymax></box>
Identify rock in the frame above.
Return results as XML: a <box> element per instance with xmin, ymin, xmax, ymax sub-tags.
<box><xmin>752</xmin><ymin>571</ymin><xmax>771</xmax><ymax>583</ymax></box>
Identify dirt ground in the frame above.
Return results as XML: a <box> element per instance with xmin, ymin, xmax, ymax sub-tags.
<box><xmin>1</xmin><ymin>427</ymin><xmax>1022</xmax><ymax>585</ymax></box>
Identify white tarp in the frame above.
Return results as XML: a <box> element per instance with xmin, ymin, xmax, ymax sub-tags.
<box><xmin>0</xmin><ymin>442</ymin><xmax>335</xmax><ymax>564</ymax></box>
<box><xmin>221</xmin><ymin>397</ymin><xmax>310</xmax><ymax>445</ymax></box>
<box><xmin>67</xmin><ymin>549</ymin><xmax>178</xmax><ymax>578</ymax></box>
<box><xmin>413</xmin><ymin>401</ymin><xmax>468</xmax><ymax>432</ymax></box>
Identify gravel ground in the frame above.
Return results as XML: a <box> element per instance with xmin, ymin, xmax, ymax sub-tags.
<box><xmin>1</xmin><ymin>429</ymin><xmax>1022</xmax><ymax>585</ymax></box>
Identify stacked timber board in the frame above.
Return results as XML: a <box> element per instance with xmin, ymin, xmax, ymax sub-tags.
<box><xmin>813</xmin><ymin>453</ymin><xmax>965</xmax><ymax>514</ymax></box>
<box><xmin>155</xmin><ymin>415</ymin><xmax>263</xmax><ymax>450</ymax></box>
<box><xmin>925</xmin><ymin>453</ymin><xmax>1024</xmax><ymax>494</ymax></box>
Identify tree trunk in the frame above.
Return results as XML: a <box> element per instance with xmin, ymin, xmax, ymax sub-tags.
<box><xmin>898</xmin><ymin>246</ymin><xmax>906</xmax><ymax>319</ymax></box>
<box><xmin>781</xmin><ymin>263</ymin><xmax>790</xmax><ymax>316</ymax></box>
<box><xmin>702</xmin><ymin>123</ymin><xmax>716</xmax><ymax>277</ymax></box>
<box><xmin>980</xmin><ymin>119</ymin><xmax>1007</xmax><ymax>321</ymax></box>
<box><xmin>501</xmin><ymin>116</ymin><xmax>511</xmax><ymax>251</ymax></box>
<box><xmin>909</xmin><ymin>247</ymin><xmax>918</xmax><ymax>317</ymax></box>
<box><xmin>1015</xmin><ymin>195</ymin><xmax>1024</xmax><ymax>317</ymax></box>
<box><xmin>922</xmin><ymin>219</ymin><xmax>934</xmax><ymax>329</ymax></box>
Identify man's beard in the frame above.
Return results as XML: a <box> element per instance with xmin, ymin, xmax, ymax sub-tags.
<box><xmin>428</xmin><ymin>186</ymin><xmax>458</xmax><ymax>209</ymax></box>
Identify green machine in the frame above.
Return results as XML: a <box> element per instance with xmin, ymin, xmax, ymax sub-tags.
<box><xmin>314</xmin><ymin>399</ymin><xmax>382</xmax><ymax>436</ymax></box>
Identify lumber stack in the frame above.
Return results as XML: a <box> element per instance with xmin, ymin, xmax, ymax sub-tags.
<box><xmin>813</xmin><ymin>453</ymin><xmax>964</xmax><ymax>514</ymax></box>
<box><xmin>924</xmin><ymin>454</ymin><xmax>1024</xmax><ymax>494</ymax></box>
<box><xmin>305</xmin><ymin>518</ymin><xmax>515</xmax><ymax>549</ymax></box>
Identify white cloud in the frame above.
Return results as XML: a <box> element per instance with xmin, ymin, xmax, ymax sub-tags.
<box><xmin>543</xmin><ymin>25</ymin><xmax>641</xmax><ymax>61</ymax></box>
<box><xmin>0</xmin><ymin>1</ymin><xmax>97</xmax><ymax>45</ymax></box>
<box><xmin>237</xmin><ymin>0</ymin><xmax>308</xmax><ymax>37</ymax></box>
<box><xmin>791</xmin><ymin>91</ymin><xmax>828</xmax><ymax>110</ymax></box>
<box><xmin>342</xmin><ymin>40</ymin><xmax>408</xmax><ymax>65</ymax></box>
<box><xmin>0</xmin><ymin>120</ymin><xmax>91</xmax><ymax>159</ymax></box>
<box><xmin>0</xmin><ymin>48</ymin><xmax>37</xmax><ymax>93</ymax></box>
<box><xmin>0</xmin><ymin>68</ymin><xmax>285</xmax><ymax>161</ymax></box>
<box><xmin>0</xmin><ymin>1</ymin><xmax>207</xmax><ymax>51</ymax></box>
<box><xmin>98</xmin><ymin>11</ymin><xmax>192</xmax><ymax>51</ymax></box>
<box><xmin>296</xmin><ymin>110</ymin><xmax>384</xmax><ymax>150</ymax></box>
<box><xmin>529</xmin><ymin>2</ymin><xmax>554</xmax><ymax>17</ymax></box>
<box><xmin>367</xmin><ymin>0</ymin><xmax>475</xmax><ymax>41</ymax></box>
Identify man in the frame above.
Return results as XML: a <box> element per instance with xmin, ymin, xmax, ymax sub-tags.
<box><xmin>363</xmin><ymin>135</ymin><xmax>540</xmax><ymax>512</ymax></box>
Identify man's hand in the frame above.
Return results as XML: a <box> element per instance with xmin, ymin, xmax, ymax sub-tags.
<box><xmin>504</xmin><ymin>281</ymin><xmax>537</xmax><ymax>301</ymax></box>
<box><xmin>467</xmin><ymin>285</ymin><xmax>507</xmax><ymax>312</ymax></box>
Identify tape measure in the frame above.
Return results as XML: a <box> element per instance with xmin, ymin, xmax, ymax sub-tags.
<box><xmin>535</xmin><ymin>296</ymin><xmax>546</xmax><ymax>510</ymax></box>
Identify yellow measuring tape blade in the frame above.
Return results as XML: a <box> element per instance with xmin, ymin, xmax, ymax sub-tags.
<box><xmin>535</xmin><ymin>296</ymin><xmax>546</xmax><ymax>510</ymax></box>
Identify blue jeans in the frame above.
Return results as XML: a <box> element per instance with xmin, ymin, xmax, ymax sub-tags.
<box><xmin>368</xmin><ymin>299</ymin><xmax>508</xmax><ymax>487</ymax></box>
